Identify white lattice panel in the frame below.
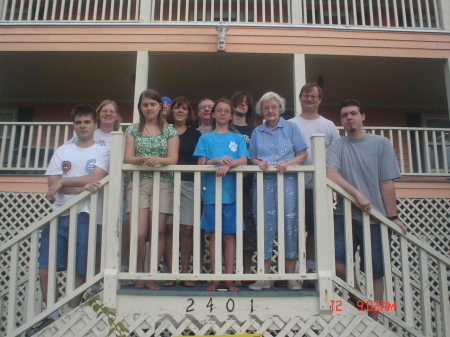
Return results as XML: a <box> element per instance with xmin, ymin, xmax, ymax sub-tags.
<box><xmin>1</xmin><ymin>193</ymin><xmax>449</xmax><ymax>337</ymax></box>
<box><xmin>394</xmin><ymin>198</ymin><xmax>449</xmax><ymax>336</ymax></box>
<box><xmin>0</xmin><ymin>193</ymin><xmax>52</xmax><ymax>337</ymax></box>
<box><xmin>397</xmin><ymin>198</ymin><xmax>450</xmax><ymax>257</ymax></box>
<box><xmin>0</xmin><ymin>192</ymin><xmax>52</xmax><ymax>238</ymax></box>
<box><xmin>35</xmin><ymin>298</ymin><xmax>397</xmax><ymax>337</ymax></box>
<box><xmin>333</xmin><ymin>197</ymin><xmax>450</xmax><ymax>337</ymax></box>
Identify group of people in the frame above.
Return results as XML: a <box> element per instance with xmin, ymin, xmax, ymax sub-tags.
<box><xmin>31</xmin><ymin>82</ymin><xmax>408</xmax><ymax>334</ymax></box>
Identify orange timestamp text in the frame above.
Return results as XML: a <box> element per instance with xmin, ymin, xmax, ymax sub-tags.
<box><xmin>330</xmin><ymin>300</ymin><xmax>396</xmax><ymax>312</ymax></box>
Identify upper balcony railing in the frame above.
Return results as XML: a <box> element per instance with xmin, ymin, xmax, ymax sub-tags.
<box><xmin>0</xmin><ymin>122</ymin><xmax>448</xmax><ymax>177</ymax></box>
<box><xmin>0</xmin><ymin>0</ymin><xmax>446</xmax><ymax>30</ymax></box>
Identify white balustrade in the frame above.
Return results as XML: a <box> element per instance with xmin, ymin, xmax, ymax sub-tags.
<box><xmin>1</xmin><ymin>0</ymin><xmax>141</xmax><ymax>21</ymax></box>
<box><xmin>328</xmin><ymin>178</ymin><xmax>450</xmax><ymax>337</ymax></box>
<box><xmin>0</xmin><ymin>178</ymin><xmax>109</xmax><ymax>337</ymax></box>
<box><xmin>0</xmin><ymin>132</ymin><xmax>448</xmax><ymax>336</ymax></box>
<box><xmin>0</xmin><ymin>0</ymin><xmax>443</xmax><ymax>28</ymax></box>
<box><xmin>1</xmin><ymin>123</ymin><xmax>448</xmax><ymax>176</ymax></box>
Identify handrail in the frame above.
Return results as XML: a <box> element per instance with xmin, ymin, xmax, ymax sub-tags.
<box><xmin>326</xmin><ymin>178</ymin><xmax>450</xmax><ymax>265</ymax></box>
<box><xmin>332</xmin><ymin>277</ymin><xmax>426</xmax><ymax>337</ymax></box>
<box><xmin>1</xmin><ymin>130</ymin><xmax>449</xmax><ymax>336</ymax></box>
<box><xmin>9</xmin><ymin>274</ymin><xmax>104</xmax><ymax>337</ymax></box>
<box><xmin>0</xmin><ymin>176</ymin><xmax>110</xmax><ymax>253</ymax></box>
<box><xmin>0</xmin><ymin>0</ymin><xmax>444</xmax><ymax>29</ymax></box>
<box><xmin>327</xmin><ymin>178</ymin><xmax>450</xmax><ymax>337</ymax></box>
<box><xmin>0</xmin><ymin>176</ymin><xmax>110</xmax><ymax>337</ymax></box>
<box><xmin>1</xmin><ymin>123</ymin><xmax>448</xmax><ymax>176</ymax></box>
<box><xmin>102</xmin><ymin>133</ymin><xmax>333</xmax><ymax>311</ymax></box>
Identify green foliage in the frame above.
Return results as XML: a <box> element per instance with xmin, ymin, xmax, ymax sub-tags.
<box><xmin>85</xmin><ymin>293</ymin><xmax>130</xmax><ymax>337</ymax></box>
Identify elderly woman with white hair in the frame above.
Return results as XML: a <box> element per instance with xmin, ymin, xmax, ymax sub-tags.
<box><xmin>248</xmin><ymin>91</ymin><xmax>308</xmax><ymax>291</ymax></box>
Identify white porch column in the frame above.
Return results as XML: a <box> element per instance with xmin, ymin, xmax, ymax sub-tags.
<box><xmin>312</xmin><ymin>135</ymin><xmax>333</xmax><ymax>314</ymax></box>
<box><xmin>445</xmin><ymin>59</ymin><xmax>450</xmax><ymax>118</ymax></box>
<box><xmin>133</xmin><ymin>51</ymin><xmax>150</xmax><ymax>122</ymax></box>
<box><xmin>293</xmin><ymin>54</ymin><xmax>306</xmax><ymax>115</ymax></box>
<box><xmin>103</xmin><ymin>132</ymin><xmax>126</xmax><ymax>309</ymax></box>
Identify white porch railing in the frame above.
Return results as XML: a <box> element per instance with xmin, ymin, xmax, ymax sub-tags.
<box><xmin>337</xmin><ymin>126</ymin><xmax>450</xmax><ymax>176</ymax></box>
<box><xmin>0</xmin><ymin>0</ymin><xmax>444</xmax><ymax>29</ymax></box>
<box><xmin>299</xmin><ymin>0</ymin><xmax>442</xmax><ymax>28</ymax></box>
<box><xmin>328</xmin><ymin>178</ymin><xmax>450</xmax><ymax>337</ymax></box>
<box><xmin>0</xmin><ymin>132</ymin><xmax>449</xmax><ymax>336</ymax></box>
<box><xmin>103</xmin><ymin>133</ymin><xmax>333</xmax><ymax>312</ymax></box>
<box><xmin>0</xmin><ymin>122</ymin><xmax>127</xmax><ymax>174</ymax></box>
<box><xmin>0</xmin><ymin>177</ymin><xmax>109</xmax><ymax>337</ymax></box>
<box><xmin>1</xmin><ymin>122</ymin><xmax>448</xmax><ymax>177</ymax></box>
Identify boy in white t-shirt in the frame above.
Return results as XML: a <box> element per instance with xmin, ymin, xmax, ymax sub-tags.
<box><xmin>28</xmin><ymin>105</ymin><xmax>110</xmax><ymax>336</ymax></box>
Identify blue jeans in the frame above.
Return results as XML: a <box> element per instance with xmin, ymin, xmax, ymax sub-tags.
<box><xmin>253</xmin><ymin>174</ymin><xmax>299</xmax><ymax>260</ymax></box>
<box><xmin>334</xmin><ymin>214</ymin><xmax>387</xmax><ymax>277</ymax></box>
<box><xmin>39</xmin><ymin>212</ymin><xmax>90</xmax><ymax>275</ymax></box>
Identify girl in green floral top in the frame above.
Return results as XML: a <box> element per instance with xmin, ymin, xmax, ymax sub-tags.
<box><xmin>124</xmin><ymin>89</ymin><xmax>179</xmax><ymax>290</ymax></box>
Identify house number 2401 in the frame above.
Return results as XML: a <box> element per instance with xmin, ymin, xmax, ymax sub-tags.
<box><xmin>186</xmin><ymin>298</ymin><xmax>255</xmax><ymax>313</ymax></box>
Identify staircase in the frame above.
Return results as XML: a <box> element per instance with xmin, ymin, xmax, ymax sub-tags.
<box><xmin>1</xmin><ymin>134</ymin><xmax>448</xmax><ymax>337</ymax></box>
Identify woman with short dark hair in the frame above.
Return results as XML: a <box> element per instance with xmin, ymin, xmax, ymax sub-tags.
<box><xmin>165</xmin><ymin>97</ymin><xmax>201</xmax><ymax>287</ymax></box>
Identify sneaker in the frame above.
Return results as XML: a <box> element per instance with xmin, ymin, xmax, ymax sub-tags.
<box><xmin>248</xmin><ymin>280</ymin><xmax>270</xmax><ymax>291</ymax></box>
<box><xmin>288</xmin><ymin>280</ymin><xmax>302</xmax><ymax>291</ymax></box>
<box><xmin>26</xmin><ymin>316</ymin><xmax>55</xmax><ymax>336</ymax></box>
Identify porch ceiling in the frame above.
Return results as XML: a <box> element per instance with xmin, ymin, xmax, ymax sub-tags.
<box><xmin>0</xmin><ymin>51</ymin><xmax>447</xmax><ymax>111</ymax></box>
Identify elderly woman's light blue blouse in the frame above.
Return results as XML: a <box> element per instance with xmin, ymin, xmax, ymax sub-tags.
<box><xmin>249</xmin><ymin>117</ymin><xmax>308</xmax><ymax>163</ymax></box>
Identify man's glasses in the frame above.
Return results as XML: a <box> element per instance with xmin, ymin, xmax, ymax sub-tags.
<box><xmin>301</xmin><ymin>94</ymin><xmax>319</xmax><ymax>100</ymax></box>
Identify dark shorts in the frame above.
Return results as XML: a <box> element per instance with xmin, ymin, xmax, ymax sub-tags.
<box><xmin>242</xmin><ymin>191</ymin><xmax>257</xmax><ymax>252</ymax></box>
<box><xmin>201</xmin><ymin>203</ymin><xmax>245</xmax><ymax>234</ymax></box>
<box><xmin>39</xmin><ymin>212</ymin><xmax>91</xmax><ymax>275</ymax></box>
<box><xmin>334</xmin><ymin>214</ymin><xmax>388</xmax><ymax>277</ymax></box>
<box><xmin>305</xmin><ymin>189</ymin><xmax>314</xmax><ymax>232</ymax></box>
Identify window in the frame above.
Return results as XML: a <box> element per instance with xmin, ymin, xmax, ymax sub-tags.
<box><xmin>0</xmin><ymin>109</ymin><xmax>18</xmax><ymax>140</ymax></box>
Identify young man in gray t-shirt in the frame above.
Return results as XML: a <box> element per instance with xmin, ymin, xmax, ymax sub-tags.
<box><xmin>326</xmin><ymin>99</ymin><xmax>407</xmax><ymax>319</ymax></box>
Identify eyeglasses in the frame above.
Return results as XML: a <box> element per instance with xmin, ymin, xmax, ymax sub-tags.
<box><xmin>215</xmin><ymin>109</ymin><xmax>231</xmax><ymax>114</ymax></box>
<box><xmin>262</xmin><ymin>105</ymin><xmax>280</xmax><ymax>112</ymax></box>
<box><xmin>301</xmin><ymin>94</ymin><xmax>319</xmax><ymax>100</ymax></box>
<box><xmin>200</xmin><ymin>104</ymin><xmax>213</xmax><ymax>110</ymax></box>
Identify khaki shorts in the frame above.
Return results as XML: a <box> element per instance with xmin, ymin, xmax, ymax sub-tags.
<box><xmin>167</xmin><ymin>181</ymin><xmax>195</xmax><ymax>226</ymax></box>
<box><xmin>126</xmin><ymin>178</ymin><xmax>174</xmax><ymax>214</ymax></box>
